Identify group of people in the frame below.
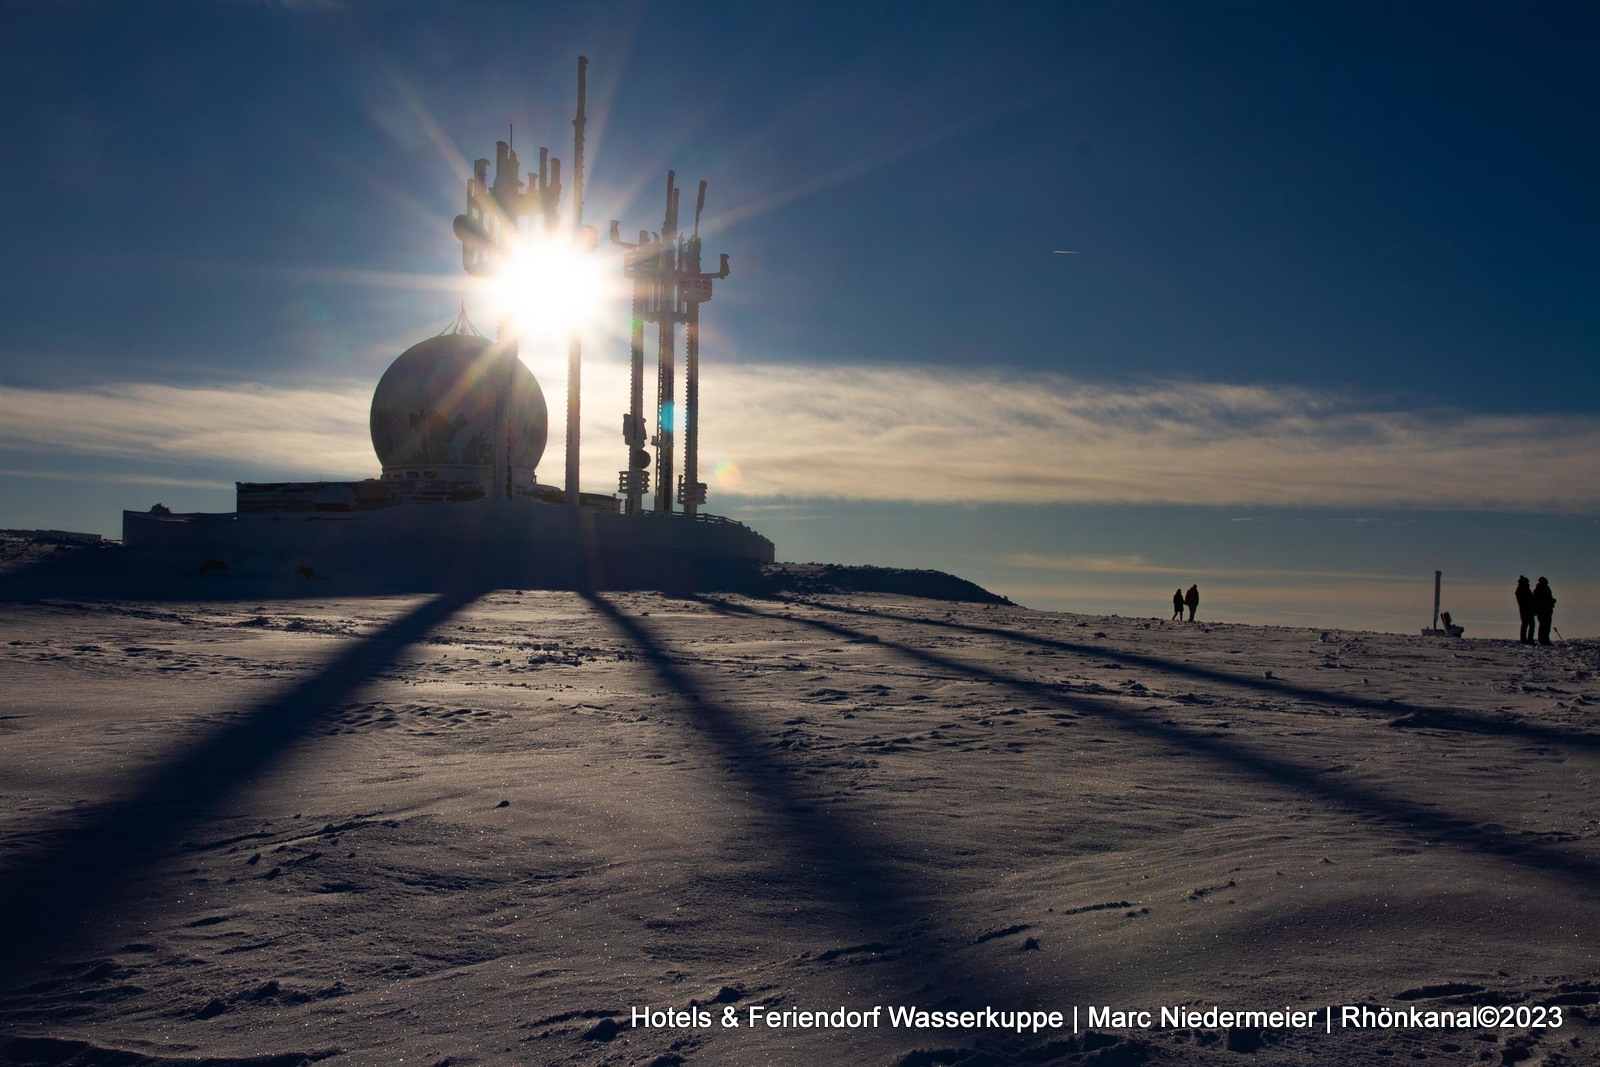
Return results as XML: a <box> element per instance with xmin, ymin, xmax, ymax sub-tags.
<box><xmin>1514</xmin><ymin>576</ymin><xmax>1558</xmax><ymax>646</ymax></box>
<box><xmin>1158</xmin><ymin>578</ymin><xmax>1557</xmax><ymax>641</ymax></box>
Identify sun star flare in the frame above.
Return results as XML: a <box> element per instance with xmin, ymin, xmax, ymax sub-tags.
<box><xmin>486</xmin><ymin>237</ymin><xmax>612</xmax><ymax>342</ymax></box>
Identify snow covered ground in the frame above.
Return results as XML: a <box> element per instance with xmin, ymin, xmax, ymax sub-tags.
<box><xmin>1</xmin><ymin>589</ymin><xmax>1596</xmax><ymax>1065</ymax></box>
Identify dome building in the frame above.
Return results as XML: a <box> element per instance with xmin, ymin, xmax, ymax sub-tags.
<box><xmin>369</xmin><ymin>331</ymin><xmax>549</xmax><ymax>502</ymax></box>
<box><xmin>222</xmin><ymin>322</ymin><xmax>564</xmax><ymax>514</ymax></box>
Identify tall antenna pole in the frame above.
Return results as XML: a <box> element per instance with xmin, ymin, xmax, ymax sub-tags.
<box><xmin>572</xmin><ymin>57</ymin><xmax>586</xmax><ymax>228</ymax></box>
<box><xmin>654</xmin><ymin>172</ymin><xmax>679</xmax><ymax>514</ymax></box>
<box><xmin>610</xmin><ymin>219</ymin><xmax>651</xmax><ymax>515</ymax></box>
<box><xmin>564</xmin><ymin>55</ymin><xmax>588</xmax><ymax>507</ymax></box>
<box><xmin>682</xmin><ymin>181</ymin><xmax>707</xmax><ymax>518</ymax></box>
<box><xmin>677</xmin><ymin>180</ymin><xmax>727</xmax><ymax>518</ymax></box>
<box><xmin>489</xmin><ymin>139</ymin><xmax>522</xmax><ymax>503</ymax></box>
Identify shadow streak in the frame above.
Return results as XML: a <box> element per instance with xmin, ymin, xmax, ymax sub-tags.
<box><xmin>801</xmin><ymin>599</ymin><xmax>1600</xmax><ymax>753</ymax></box>
<box><xmin>582</xmin><ymin>594</ymin><xmax>1057</xmax><ymax>1039</ymax></box>
<box><xmin>712</xmin><ymin>598</ymin><xmax>1600</xmax><ymax>895</ymax></box>
<box><xmin>0</xmin><ymin>588</ymin><xmax>480</xmax><ymax>989</ymax></box>
<box><xmin>584</xmin><ymin>594</ymin><xmax>937</xmax><ymax>930</ymax></box>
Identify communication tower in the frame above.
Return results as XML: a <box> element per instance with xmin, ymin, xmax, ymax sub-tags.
<box><xmin>609</xmin><ymin>174</ymin><xmax>730</xmax><ymax>516</ymax></box>
<box><xmin>451</xmin><ymin>56</ymin><xmax>595</xmax><ymax>505</ymax></box>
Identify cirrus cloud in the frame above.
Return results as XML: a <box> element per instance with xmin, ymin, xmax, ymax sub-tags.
<box><xmin>1</xmin><ymin>361</ymin><xmax>1596</xmax><ymax>512</ymax></box>
<box><xmin>698</xmin><ymin>364</ymin><xmax>1600</xmax><ymax>512</ymax></box>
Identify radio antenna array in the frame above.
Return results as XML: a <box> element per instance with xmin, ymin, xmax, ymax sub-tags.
<box><xmin>450</xmin><ymin>57</ymin><xmax>727</xmax><ymax>519</ymax></box>
<box><xmin>451</xmin><ymin>56</ymin><xmax>597</xmax><ymax>506</ymax></box>
<box><xmin>610</xmin><ymin>173</ymin><xmax>730</xmax><ymax>516</ymax></box>
<box><xmin>565</xmin><ymin>55</ymin><xmax>588</xmax><ymax>507</ymax></box>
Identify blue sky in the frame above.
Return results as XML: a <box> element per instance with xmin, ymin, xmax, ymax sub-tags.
<box><xmin>1</xmin><ymin>1</ymin><xmax>1595</xmax><ymax>636</ymax></box>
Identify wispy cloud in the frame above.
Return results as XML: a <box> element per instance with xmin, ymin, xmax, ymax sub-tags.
<box><xmin>3</xmin><ymin>362</ymin><xmax>1597</xmax><ymax>512</ymax></box>
<box><xmin>0</xmin><ymin>381</ymin><xmax>373</xmax><ymax>477</ymax></box>
<box><xmin>0</xmin><ymin>467</ymin><xmax>234</xmax><ymax>491</ymax></box>
<box><xmin>698</xmin><ymin>364</ymin><xmax>1600</xmax><ymax>512</ymax></box>
<box><xmin>1005</xmin><ymin>553</ymin><xmax>1422</xmax><ymax>583</ymax></box>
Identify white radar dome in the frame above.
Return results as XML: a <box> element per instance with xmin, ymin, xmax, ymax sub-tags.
<box><xmin>369</xmin><ymin>333</ymin><xmax>548</xmax><ymax>475</ymax></box>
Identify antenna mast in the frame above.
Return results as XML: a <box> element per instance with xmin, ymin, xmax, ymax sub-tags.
<box><xmin>451</xmin><ymin>56</ymin><xmax>597</xmax><ymax>509</ymax></box>
<box><xmin>611</xmin><ymin>171</ymin><xmax>729</xmax><ymax>518</ymax></box>
<box><xmin>654</xmin><ymin>172</ymin><xmax>679</xmax><ymax>514</ymax></box>
<box><xmin>565</xmin><ymin>55</ymin><xmax>588</xmax><ymax>507</ymax></box>
<box><xmin>676</xmin><ymin>179</ymin><xmax>727</xmax><ymax>518</ymax></box>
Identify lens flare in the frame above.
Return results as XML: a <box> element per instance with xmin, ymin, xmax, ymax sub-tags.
<box><xmin>487</xmin><ymin>238</ymin><xmax>610</xmax><ymax>341</ymax></box>
<box><xmin>713</xmin><ymin>460</ymin><xmax>741</xmax><ymax>488</ymax></box>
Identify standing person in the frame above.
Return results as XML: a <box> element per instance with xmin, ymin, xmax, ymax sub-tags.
<box><xmin>1172</xmin><ymin>589</ymin><xmax>1185</xmax><ymax>620</ymax></box>
<box><xmin>1532</xmin><ymin>577</ymin><xmax>1556</xmax><ymax>646</ymax></box>
<box><xmin>1515</xmin><ymin>576</ymin><xmax>1535</xmax><ymax>644</ymax></box>
<box><xmin>1184</xmin><ymin>584</ymin><xmax>1200</xmax><ymax>622</ymax></box>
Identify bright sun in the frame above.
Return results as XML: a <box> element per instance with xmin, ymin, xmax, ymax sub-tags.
<box><xmin>487</xmin><ymin>238</ymin><xmax>611</xmax><ymax>341</ymax></box>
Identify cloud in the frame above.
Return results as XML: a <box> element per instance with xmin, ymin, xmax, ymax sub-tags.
<box><xmin>3</xmin><ymin>362</ymin><xmax>1598</xmax><ymax>512</ymax></box>
<box><xmin>0</xmin><ymin>381</ymin><xmax>374</xmax><ymax>477</ymax></box>
<box><xmin>696</xmin><ymin>365</ymin><xmax>1600</xmax><ymax>512</ymax></box>
<box><xmin>0</xmin><ymin>467</ymin><xmax>234</xmax><ymax>491</ymax></box>
<box><xmin>1004</xmin><ymin>553</ymin><xmax>1421</xmax><ymax>583</ymax></box>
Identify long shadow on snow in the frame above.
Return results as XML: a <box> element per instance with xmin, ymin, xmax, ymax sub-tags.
<box><xmin>0</xmin><ymin>588</ymin><xmax>480</xmax><ymax>990</ymax></box>
<box><xmin>798</xmin><ymin>599</ymin><xmax>1600</xmax><ymax>754</ymax></box>
<box><xmin>710</xmin><ymin>597</ymin><xmax>1600</xmax><ymax>895</ymax></box>
<box><xmin>584</xmin><ymin>594</ymin><xmax>1078</xmax><ymax>1062</ymax></box>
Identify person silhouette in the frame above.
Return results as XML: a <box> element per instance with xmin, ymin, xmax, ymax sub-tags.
<box><xmin>1184</xmin><ymin>584</ymin><xmax>1199</xmax><ymax>622</ymax></box>
<box><xmin>1172</xmin><ymin>589</ymin><xmax>1184</xmax><ymax>620</ymax></box>
<box><xmin>1515</xmin><ymin>576</ymin><xmax>1535</xmax><ymax>644</ymax></box>
<box><xmin>1531</xmin><ymin>577</ymin><xmax>1556</xmax><ymax>646</ymax></box>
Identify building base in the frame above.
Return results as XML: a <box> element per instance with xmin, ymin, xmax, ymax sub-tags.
<box><xmin>122</xmin><ymin>498</ymin><xmax>775</xmax><ymax>593</ymax></box>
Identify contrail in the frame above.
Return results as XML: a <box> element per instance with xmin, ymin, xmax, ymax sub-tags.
<box><xmin>1053</xmin><ymin>250</ymin><xmax>1081</xmax><ymax>254</ymax></box>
